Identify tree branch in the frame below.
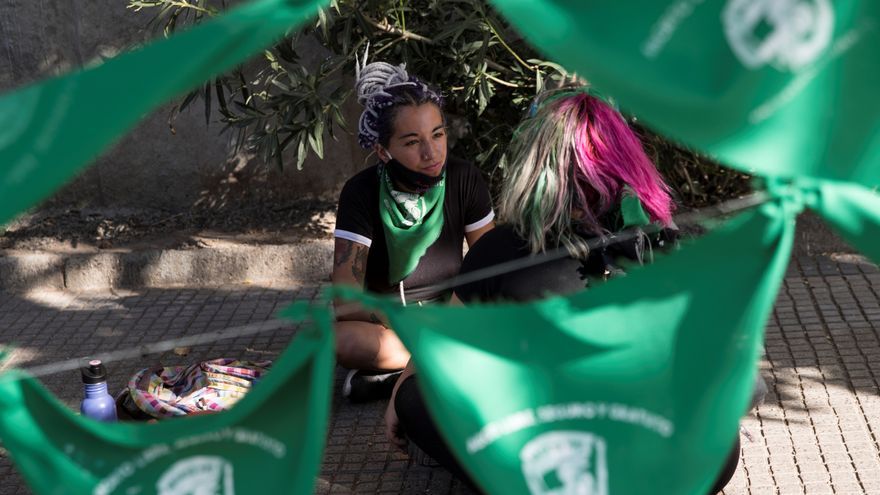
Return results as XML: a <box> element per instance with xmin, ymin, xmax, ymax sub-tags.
<box><xmin>363</xmin><ymin>14</ymin><xmax>434</xmax><ymax>44</ymax></box>
<box><xmin>485</xmin><ymin>73</ymin><xmax>520</xmax><ymax>88</ymax></box>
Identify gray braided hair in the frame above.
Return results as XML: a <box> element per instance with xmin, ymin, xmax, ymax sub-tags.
<box><xmin>355</xmin><ymin>51</ymin><xmax>444</xmax><ymax>149</ymax></box>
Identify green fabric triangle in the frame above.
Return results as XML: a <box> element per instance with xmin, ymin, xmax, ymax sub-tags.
<box><xmin>379</xmin><ymin>166</ymin><xmax>446</xmax><ymax>284</ymax></box>
<box><xmin>334</xmin><ymin>197</ymin><xmax>795</xmax><ymax>494</ymax></box>
<box><xmin>619</xmin><ymin>187</ymin><xmax>651</xmax><ymax>229</ymax></box>
<box><xmin>0</xmin><ymin>0</ymin><xmax>326</xmax><ymax>227</ymax></box>
<box><xmin>0</xmin><ymin>305</ymin><xmax>333</xmax><ymax>495</ymax></box>
<box><xmin>487</xmin><ymin>0</ymin><xmax>880</xmax><ymax>187</ymax></box>
<box><xmin>811</xmin><ymin>179</ymin><xmax>880</xmax><ymax>262</ymax></box>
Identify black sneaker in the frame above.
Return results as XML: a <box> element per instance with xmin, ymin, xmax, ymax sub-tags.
<box><xmin>342</xmin><ymin>369</ymin><xmax>403</xmax><ymax>403</ymax></box>
<box><xmin>407</xmin><ymin>441</ymin><xmax>440</xmax><ymax>467</ymax></box>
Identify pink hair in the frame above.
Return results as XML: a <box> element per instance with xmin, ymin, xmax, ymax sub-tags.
<box><xmin>567</xmin><ymin>93</ymin><xmax>673</xmax><ymax>229</ymax></box>
<box><xmin>499</xmin><ymin>91</ymin><xmax>674</xmax><ymax>256</ymax></box>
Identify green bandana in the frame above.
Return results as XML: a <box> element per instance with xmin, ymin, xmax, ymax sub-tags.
<box><xmin>0</xmin><ymin>0</ymin><xmax>325</xmax><ymax>227</ymax></box>
<box><xmin>378</xmin><ymin>165</ymin><xmax>446</xmax><ymax>284</ymax></box>
<box><xmin>0</xmin><ymin>304</ymin><xmax>333</xmax><ymax>495</ymax></box>
<box><xmin>488</xmin><ymin>0</ymin><xmax>880</xmax><ymax>187</ymax></box>
<box><xmin>334</xmin><ymin>197</ymin><xmax>795</xmax><ymax>495</ymax></box>
<box><xmin>619</xmin><ymin>187</ymin><xmax>652</xmax><ymax>229</ymax></box>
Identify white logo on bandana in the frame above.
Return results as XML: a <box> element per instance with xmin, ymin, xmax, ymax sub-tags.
<box><xmin>520</xmin><ymin>431</ymin><xmax>608</xmax><ymax>495</ymax></box>
<box><xmin>722</xmin><ymin>0</ymin><xmax>834</xmax><ymax>71</ymax></box>
<box><xmin>156</xmin><ymin>456</ymin><xmax>235</xmax><ymax>495</ymax></box>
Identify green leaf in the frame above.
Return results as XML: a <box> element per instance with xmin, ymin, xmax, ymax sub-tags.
<box><xmin>308</xmin><ymin>120</ymin><xmax>324</xmax><ymax>159</ymax></box>
<box><xmin>215</xmin><ymin>79</ymin><xmax>229</xmax><ymax>116</ymax></box>
<box><xmin>178</xmin><ymin>88</ymin><xmax>199</xmax><ymax>112</ymax></box>
<box><xmin>296</xmin><ymin>134</ymin><xmax>307</xmax><ymax>170</ymax></box>
<box><xmin>527</xmin><ymin>59</ymin><xmax>570</xmax><ymax>75</ymax></box>
<box><xmin>317</xmin><ymin>7</ymin><xmax>329</xmax><ymax>40</ymax></box>
<box><xmin>273</xmin><ymin>132</ymin><xmax>284</xmax><ymax>171</ymax></box>
<box><xmin>331</xmin><ymin>106</ymin><xmax>346</xmax><ymax>130</ymax></box>
<box><xmin>270</xmin><ymin>78</ymin><xmax>290</xmax><ymax>92</ymax></box>
<box><xmin>276</xmin><ymin>40</ymin><xmax>298</xmax><ymax>63</ymax></box>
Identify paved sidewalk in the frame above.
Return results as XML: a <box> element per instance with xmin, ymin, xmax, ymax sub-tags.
<box><xmin>0</xmin><ymin>254</ymin><xmax>879</xmax><ymax>494</ymax></box>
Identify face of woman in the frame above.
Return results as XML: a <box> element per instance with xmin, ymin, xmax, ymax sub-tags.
<box><xmin>378</xmin><ymin>103</ymin><xmax>447</xmax><ymax>177</ymax></box>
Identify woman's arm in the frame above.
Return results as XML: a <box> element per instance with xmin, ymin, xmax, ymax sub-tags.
<box><xmin>465</xmin><ymin>221</ymin><xmax>494</xmax><ymax>248</ymax></box>
<box><xmin>331</xmin><ymin>238</ymin><xmax>386</xmax><ymax>324</ymax></box>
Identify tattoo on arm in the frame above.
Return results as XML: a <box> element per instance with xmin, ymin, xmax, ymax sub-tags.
<box><xmin>334</xmin><ymin>240</ymin><xmax>354</xmax><ymax>269</ymax></box>
<box><xmin>351</xmin><ymin>245</ymin><xmax>368</xmax><ymax>283</ymax></box>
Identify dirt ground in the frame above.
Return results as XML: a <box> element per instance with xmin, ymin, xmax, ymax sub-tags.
<box><xmin>0</xmin><ymin>199</ymin><xmax>336</xmax><ymax>253</ymax></box>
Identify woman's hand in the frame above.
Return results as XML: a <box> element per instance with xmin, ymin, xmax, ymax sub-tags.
<box><xmin>385</xmin><ymin>398</ymin><xmax>407</xmax><ymax>452</ymax></box>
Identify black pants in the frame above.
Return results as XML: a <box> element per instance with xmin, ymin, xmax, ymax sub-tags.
<box><xmin>394</xmin><ymin>375</ymin><xmax>741</xmax><ymax>494</ymax></box>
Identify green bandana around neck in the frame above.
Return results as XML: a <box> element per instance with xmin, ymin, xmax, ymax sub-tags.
<box><xmin>378</xmin><ymin>163</ymin><xmax>446</xmax><ymax>284</ymax></box>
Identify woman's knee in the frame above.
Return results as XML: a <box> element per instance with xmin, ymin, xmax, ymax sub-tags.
<box><xmin>334</xmin><ymin>321</ymin><xmax>369</xmax><ymax>365</ymax></box>
<box><xmin>334</xmin><ymin>320</ymin><xmax>408</xmax><ymax>369</ymax></box>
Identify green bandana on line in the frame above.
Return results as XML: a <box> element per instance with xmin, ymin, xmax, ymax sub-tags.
<box><xmin>0</xmin><ymin>0</ymin><xmax>326</xmax><ymax>227</ymax></box>
<box><xmin>488</xmin><ymin>0</ymin><xmax>880</xmax><ymax>188</ymax></box>
<box><xmin>0</xmin><ymin>304</ymin><xmax>333</xmax><ymax>495</ymax></box>
<box><xmin>379</xmin><ymin>164</ymin><xmax>446</xmax><ymax>284</ymax></box>
<box><xmin>333</xmin><ymin>197</ymin><xmax>796</xmax><ymax>495</ymax></box>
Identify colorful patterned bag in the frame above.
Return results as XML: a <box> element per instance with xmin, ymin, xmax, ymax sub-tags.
<box><xmin>121</xmin><ymin>359</ymin><xmax>272</xmax><ymax>419</ymax></box>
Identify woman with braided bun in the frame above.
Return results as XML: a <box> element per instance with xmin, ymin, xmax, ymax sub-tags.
<box><xmin>332</xmin><ymin>58</ymin><xmax>495</xmax><ymax>402</ymax></box>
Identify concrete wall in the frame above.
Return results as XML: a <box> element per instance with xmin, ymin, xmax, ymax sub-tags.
<box><xmin>0</xmin><ymin>0</ymin><xmax>367</xmax><ymax>211</ymax></box>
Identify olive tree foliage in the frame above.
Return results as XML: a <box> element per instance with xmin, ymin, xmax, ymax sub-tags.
<box><xmin>127</xmin><ymin>0</ymin><xmax>751</xmax><ymax>206</ymax></box>
<box><xmin>127</xmin><ymin>0</ymin><xmax>568</xmax><ymax>176</ymax></box>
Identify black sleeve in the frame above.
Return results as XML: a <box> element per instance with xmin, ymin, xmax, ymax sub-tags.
<box><xmin>459</xmin><ymin>161</ymin><xmax>494</xmax><ymax>229</ymax></box>
<box><xmin>457</xmin><ymin>225</ymin><xmax>587</xmax><ymax>304</ymax></box>
<box><xmin>455</xmin><ymin>227</ymin><xmax>513</xmax><ymax>303</ymax></box>
<box><xmin>334</xmin><ymin>173</ymin><xmax>375</xmax><ymax>246</ymax></box>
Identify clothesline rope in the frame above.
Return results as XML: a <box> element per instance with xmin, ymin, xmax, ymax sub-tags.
<box><xmin>0</xmin><ymin>191</ymin><xmax>770</xmax><ymax>382</ymax></box>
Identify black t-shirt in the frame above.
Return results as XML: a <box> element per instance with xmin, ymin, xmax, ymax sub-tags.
<box><xmin>456</xmin><ymin>224</ymin><xmax>677</xmax><ymax>303</ymax></box>
<box><xmin>335</xmin><ymin>156</ymin><xmax>494</xmax><ymax>302</ymax></box>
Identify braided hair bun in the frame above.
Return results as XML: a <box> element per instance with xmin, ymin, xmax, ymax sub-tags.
<box><xmin>354</xmin><ymin>54</ymin><xmax>443</xmax><ymax>149</ymax></box>
<box><xmin>355</xmin><ymin>61</ymin><xmax>413</xmax><ymax>107</ymax></box>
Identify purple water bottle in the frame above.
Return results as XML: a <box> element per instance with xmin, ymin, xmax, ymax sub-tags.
<box><xmin>80</xmin><ymin>360</ymin><xmax>117</xmax><ymax>422</ymax></box>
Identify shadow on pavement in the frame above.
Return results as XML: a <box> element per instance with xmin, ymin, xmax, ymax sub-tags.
<box><xmin>1</xmin><ymin>253</ymin><xmax>878</xmax><ymax>494</ymax></box>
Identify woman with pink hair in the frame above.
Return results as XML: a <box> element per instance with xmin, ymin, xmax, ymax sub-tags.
<box><xmin>388</xmin><ymin>90</ymin><xmax>739</xmax><ymax>493</ymax></box>
<box><xmin>452</xmin><ymin>89</ymin><xmax>677</xmax><ymax>302</ymax></box>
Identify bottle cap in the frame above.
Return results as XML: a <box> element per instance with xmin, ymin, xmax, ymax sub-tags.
<box><xmin>81</xmin><ymin>359</ymin><xmax>107</xmax><ymax>384</ymax></box>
